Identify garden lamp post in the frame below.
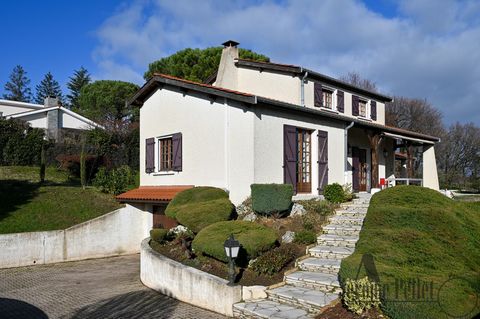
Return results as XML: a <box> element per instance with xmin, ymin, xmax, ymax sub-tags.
<box><xmin>224</xmin><ymin>234</ymin><xmax>240</xmax><ymax>286</ymax></box>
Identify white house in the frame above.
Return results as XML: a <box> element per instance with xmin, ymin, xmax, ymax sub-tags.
<box><xmin>0</xmin><ymin>97</ymin><xmax>101</xmax><ymax>141</ymax></box>
<box><xmin>117</xmin><ymin>41</ymin><xmax>440</xmax><ymax>212</ymax></box>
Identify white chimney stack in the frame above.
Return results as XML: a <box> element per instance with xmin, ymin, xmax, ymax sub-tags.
<box><xmin>215</xmin><ymin>40</ymin><xmax>239</xmax><ymax>90</ymax></box>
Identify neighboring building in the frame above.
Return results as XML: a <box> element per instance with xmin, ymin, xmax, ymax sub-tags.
<box><xmin>118</xmin><ymin>41</ymin><xmax>440</xmax><ymax>209</ymax></box>
<box><xmin>0</xmin><ymin>97</ymin><xmax>101</xmax><ymax>141</ymax></box>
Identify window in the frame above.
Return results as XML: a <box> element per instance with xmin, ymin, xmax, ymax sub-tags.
<box><xmin>297</xmin><ymin>129</ymin><xmax>312</xmax><ymax>193</ymax></box>
<box><xmin>322</xmin><ymin>90</ymin><xmax>333</xmax><ymax>109</ymax></box>
<box><xmin>359</xmin><ymin>100</ymin><xmax>367</xmax><ymax>117</ymax></box>
<box><xmin>159</xmin><ymin>137</ymin><xmax>173</xmax><ymax>171</ymax></box>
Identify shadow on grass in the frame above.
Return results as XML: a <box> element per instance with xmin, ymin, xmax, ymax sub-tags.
<box><xmin>0</xmin><ymin>180</ymin><xmax>40</xmax><ymax>223</ymax></box>
<box><xmin>69</xmin><ymin>290</ymin><xmax>181</xmax><ymax>319</ymax></box>
<box><xmin>0</xmin><ymin>298</ymin><xmax>48</xmax><ymax>319</ymax></box>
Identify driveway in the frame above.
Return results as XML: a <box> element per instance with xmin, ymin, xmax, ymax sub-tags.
<box><xmin>0</xmin><ymin>254</ymin><xmax>226</xmax><ymax>319</ymax></box>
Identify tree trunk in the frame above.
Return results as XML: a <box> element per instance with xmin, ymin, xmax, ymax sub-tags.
<box><xmin>367</xmin><ymin>131</ymin><xmax>382</xmax><ymax>189</ymax></box>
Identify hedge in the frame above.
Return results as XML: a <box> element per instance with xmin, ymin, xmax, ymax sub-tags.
<box><xmin>192</xmin><ymin>220</ymin><xmax>278</xmax><ymax>266</ymax></box>
<box><xmin>165</xmin><ymin>187</ymin><xmax>234</xmax><ymax>233</ymax></box>
<box><xmin>251</xmin><ymin>183</ymin><xmax>293</xmax><ymax>215</ymax></box>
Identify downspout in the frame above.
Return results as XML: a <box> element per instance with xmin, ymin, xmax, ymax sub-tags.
<box><xmin>345</xmin><ymin>121</ymin><xmax>354</xmax><ymax>184</ymax></box>
<box><xmin>300</xmin><ymin>68</ymin><xmax>308</xmax><ymax>107</ymax></box>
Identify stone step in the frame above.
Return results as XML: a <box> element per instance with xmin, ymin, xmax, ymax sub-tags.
<box><xmin>353</xmin><ymin>198</ymin><xmax>370</xmax><ymax>205</ymax></box>
<box><xmin>329</xmin><ymin>216</ymin><xmax>365</xmax><ymax>226</ymax></box>
<box><xmin>309</xmin><ymin>245</ymin><xmax>354</xmax><ymax>259</ymax></box>
<box><xmin>233</xmin><ymin>299</ymin><xmax>313</xmax><ymax>319</ymax></box>
<box><xmin>341</xmin><ymin>203</ymin><xmax>370</xmax><ymax>209</ymax></box>
<box><xmin>297</xmin><ymin>257</ymin><xmax>341</xmax><ymax>274</ymax></box>
<box><xmin>317</xmin><ymin>234</ymin><xmax>359</xmax><ymax>248</ymax></box>
<box><xmin>323</xmin><ymin>224</ymin><xmax>361</xmax><ymax>236</ymax></box>
<box><xmin>335</xmin><ymin>210</ymin><xmax>366</xmax><ymax>218</ymax></box>
<box><xmin>267</xmin><ymin>285</ymin><xmax>338</xmax><ymax>314</ymax></box>
<box><xmin>285</xmin><ymin>271</ymin><xmax>342</xmax><ymax>294</ymax></box>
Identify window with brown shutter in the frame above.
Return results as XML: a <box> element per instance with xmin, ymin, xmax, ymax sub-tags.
<box><xmin>322</xmin><ymin>90</ymin><xmax>333</xmax><ymax>109</ymax></box>
<box><xmin>159</xmin><ymin>137</ymin><xmax>173</xmax><ymax>171</ymax></box>
<box><xmin>359</xmin><ymin>100</ymin><xmax>367</xmax><ymax>117</ymax></box>
<box><xmin>145</xmin><ymin>138</ymin><xmax>155</xmax><ymax>173</ymax></box>
<box><xmin>371</xmin><ymin>101</ymin><xmax>377</xmax><ymax>120</ymax></box>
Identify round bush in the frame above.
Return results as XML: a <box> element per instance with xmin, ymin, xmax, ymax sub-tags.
<box><xmin>192</xmin><ymin>221</ymin><xmax>278</xmax><ymax>265</ymax></box>
<box><xmin>165</xmin><ymin>187</ymin><xmax>234</xmax><ymax>233</ymax></box>
<box><xmin>324</xmin><ymin>183</ymin><xmax>345</xmax><ymax>203</ymax></box>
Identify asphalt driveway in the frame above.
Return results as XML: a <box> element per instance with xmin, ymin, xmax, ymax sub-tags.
<box><xmin>0</xmin><ymin>254</ymin><xmax>226</xmax><ymax>319</ymax></box>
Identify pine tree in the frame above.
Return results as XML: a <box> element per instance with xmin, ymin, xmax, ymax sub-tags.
<box><xmin>3</xmin><ymin>65</ymin><xmax>32</xmax><ymax>102</ymax></box>
<box><xmin>35</xmin><ymin>72</ymin><xmax>63</xmax><ymax>105</ymax></box>
<box><xmin>67</xmin><ymin>67</ymin><xmax>91</xmax><ymax>109</ymax></box>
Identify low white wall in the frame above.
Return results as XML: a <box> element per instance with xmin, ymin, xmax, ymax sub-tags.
<box><xmin>0</xmin><ymin>204</ymin><xmax>152</xmax><ymax>269</ymax></box>
<box><xmin>140</xmin><ymin>238</ymin><xmax>242</xmax><ymax>317</ymax></box>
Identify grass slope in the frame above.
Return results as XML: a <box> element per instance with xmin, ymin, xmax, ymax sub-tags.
<box><xmin>340</xmin><ymin>186</ymin><xmax>480</xmax><ymax>319</ymax></box>
<box><xmin>0</xmin><ymin>166</ymin><xmax>121</xmax><ymax>234</ymax></box>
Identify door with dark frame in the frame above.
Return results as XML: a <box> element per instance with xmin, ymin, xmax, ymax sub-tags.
<box><xmin>352</xmin><ymin>147</ymin><xmax>368</xmax><ymax>192</ymax></box>
<box><xmin>296</xmin><ymin>129</ymin><xmax>312</xmax><ymax>193</ymax></box>
<box><xmin>152</xmin><ymin>205</ymin><xmax>177</xmax><ymax>229</ymax></box>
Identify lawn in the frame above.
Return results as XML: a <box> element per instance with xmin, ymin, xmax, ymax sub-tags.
<box><xmin>339</xmin><ymin>186</ymin><xmax>480</xmax><ymax>319</ymax></box>
<box><xmin>0</xmin><ymin>166</ymin><xmax>122</xmax><ymax>234</ymax></box>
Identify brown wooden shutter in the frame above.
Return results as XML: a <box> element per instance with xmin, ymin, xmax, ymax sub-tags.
<box><xmin>318</xmin><ymin>130</ymin><xmax>328</xmax><ymax>193</ymax></box>
<box><xmin>314</xmin><ymin>82</ymin><xmax>323</xmax><ymax>107</ymax></box>
<box><xmin>352</xmin><ymin>147</ymin><xmax>360</xmax><ymax>191</ymax></box>
<box><xmin>145</xmin><ymin>138</ymin><xmax>155</xmax><ymax>173</ymax></box>
<box><xmin>352</xmin><ymin>95</ymin><xmax>359</xmax><ymax>116</ymax></box>
<box><xmin>337</xmin><ymin>91</ymin><xmax>344</xmax><ymax>113</ymax></box>
<box><xmin>370</xmin><ymin>101</ymin><xmax>377</xmax><ymax>121</ymax></box>
<box><xmin>172</xmin><ymin>133</ymin><xmax>182</xmax><ymax>171</ymax></box>
<box><xmin>284</xmin><ymin>125</ymin><xmax>297</xmax><ymax>193</ymax></box>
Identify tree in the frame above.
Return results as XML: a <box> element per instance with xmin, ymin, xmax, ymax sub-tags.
<box><xmin>67</xmin><ymin>67</ymin><xmax>91</xmax><ymax>109</ymax></box>
<box><xmin>385</xmin><ymin>96</ymin><xmax>444</xmax><ymax>137</ymax></box>
<box><xmin>76</xmin><ymin>80</ymin><xmax>139</xmax><ymax>127</ymax></box>
<box><xmin>35</xmin><ymin>72</ymin><xmax>63</xmax><ymax>105</ymax></box>
<box><xmin>144</xmin><ymin>47</ymin><xmax>270</xmax><ymax>82</ymax></box>
<box><xmin>3</xmin><ymin>65</ymin><xmax>32</xmax><ymax>102</ymax></box>
<box><xmin>340</xmin><ymin>72</ymin><xmax>378</xmax><ymax>92</ymax></box>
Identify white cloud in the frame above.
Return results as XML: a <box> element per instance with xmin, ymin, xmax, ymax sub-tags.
<box><xmin>92</xmin><ymin>0</ymin><xmax>480</xmax><ymax>125</ymax></box>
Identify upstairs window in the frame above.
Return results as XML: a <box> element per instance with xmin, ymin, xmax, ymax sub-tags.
<box><xmin>322</xmin><ymin>90</ymin><xmax>333</xmax><ymax>109</ymax></box>
<box><xmin>359</xmin><ymin>100</ymin><xmax>367</xmax><ymax>117</ymax></box>
<box><xmin>159</xmin><ymin>137</ymin><xmax>173</xmax><ymax>171</ymax></box>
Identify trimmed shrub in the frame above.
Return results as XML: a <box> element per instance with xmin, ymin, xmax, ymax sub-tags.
<box><xmin>165</xmin><ymin>187</ymin><xmax>234</xmax><ymax>233</ymax></box>
<box><xmin>250</xmin><ymin>244</ymin><xmax>296</xmax><ymax>276</ymax></box>
<box><xmin>192</xmin><ymin>220</ymin><xmax>278</xmax><ymax>265</ymax></box>
<box><xmin>324</xmin><ymin>183</ymin><xmax>345</xmax><ymax>203</ymax></box>
<box><xmin>294</xmin><ymin>230</ymin><xmax>317</xmax><ymax>244</ymax></box>
<box><xmin>150</xmin><ymin>228</ymin><xmax>171</xmax><ymax>244</ymax></box>
<box><xmin>92</xmin><ymin>165</ymin><xmax>136</xmax><ymax>195</ymax></box>
<box><xmin>251</xmin><ymin>183</ymin><xmax>293</xmax><ymax>215</ymax></box>
<box><xmin>343</xmin><ymin>277</ymin><xmax>381</xmax><ymax>315</ymax></box>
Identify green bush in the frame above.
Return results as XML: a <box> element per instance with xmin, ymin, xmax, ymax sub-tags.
<box><xmin>343</xmin><ymin>277</ymin><xmax>381</xmax><ymax>315</ymax></box>
<box><xmin>165</xmin><ymin>187</ymin><xmax>234</xmax><ymax>233</ymax></box>
<box><xmin>294</xmin><ymin>230</ymin><xmax>317</xmax><ymax>244</ymax></box>
<box><xmin>192</xmin><ymin>220</ymin><xmax>278</xmax><ymax>266</ymax></box>
<box><xmin>324</xmin><ymin>183</ymin><xmax>345</xmax><ymax>203</ymax></box>
<box><xmin>296</xmin><ymin>199</ymin><xmax>335</xmax><ymax>216</ymax></box>
<box><xmin>92</xmin><ymin>165</ymin><xmax>136</xmax><ymax>195</ymax></box>
<box><xmin>250</xmin><ymin>244</ymin><xmax>296</xmax><ymax>276</ymax></box>
<box><xmin>251</xmin><ymin>184</ymin><xmax>293</xmax><ymax>215</ymax></box>
<box><xmin>150</xmin><ymin>228</ymin><xmax>171</xmax><ymax>244</ymax></box>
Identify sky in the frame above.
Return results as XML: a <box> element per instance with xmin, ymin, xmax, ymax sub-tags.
<box><xmin>1</xmin><ymin>0</ymin><xmax>479</xmax><ymax>125</ymax></box>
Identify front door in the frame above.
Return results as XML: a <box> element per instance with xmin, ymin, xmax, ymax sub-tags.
<box><xmin>297</xmin><ymin>129</ymin><xmax>312</xmax><ymax>193</ymax></box>
<box><xmin>152</xmin><ymin>205</ymin><xmax>177</xmax><ymax>229</ymax></box>
<box><xmin>352</xmin><ymin>147</ymin><xmax>368</xmax><ymax>192</ymax></box>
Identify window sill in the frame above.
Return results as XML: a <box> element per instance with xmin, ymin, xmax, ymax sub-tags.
<box><xmin>153</xmin><ymin>171</ymin><xmax>176</xmax><ymax>176</ymax></box>
<box><xmin>320</xmin><ymin>107</ymin><xmax>338</xmax><ymax>114</ymax></box>
<box><xmin>357</xmin><ymin>116</ymin><xmax>373</xmax><ymax>122</ymax></box>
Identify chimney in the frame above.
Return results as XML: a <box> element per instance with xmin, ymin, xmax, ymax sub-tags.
<box><xmin>215</xmin><ymin>40</ymin><xmax>240</xmax><ymax>90</ymax></box>
<box><xmin>44</xmin><ymin>96</ymin><xmax>59</xmax><ymax>108</ymax></box>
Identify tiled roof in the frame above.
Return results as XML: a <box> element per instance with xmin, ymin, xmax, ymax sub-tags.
<box><xmin>116</xmin><ymin>185</ymin><xmax>193</xmax><ymax>202</ymax></box>
<box><xmin>152</xmin><ymin>73</ymin><xmax>254</xmax><ymax>97</ymax></box>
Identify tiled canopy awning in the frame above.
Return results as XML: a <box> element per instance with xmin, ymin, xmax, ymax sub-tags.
<box><xmin>116</xmin><ymin>185</ymin><xmax>193</xmax><ymax>203</ymax></box>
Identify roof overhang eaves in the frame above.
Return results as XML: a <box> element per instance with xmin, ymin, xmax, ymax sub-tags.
<box><xmin>129</xmin><ymin>76</ymin><xmax>257</xmax><ymax>107</ymax></box>
<box><xmin>256</xmin><ymin>96</ymin><xmax>439</xmax><ymax>143</ymax></box>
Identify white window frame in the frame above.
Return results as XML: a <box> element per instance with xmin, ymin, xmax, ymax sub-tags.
<box><xmin>320</xmin><ymin>86</ymin><xmax>338</xmax><ymax>113</ymax></box>
<box><xmin>154</xmin><ymin>134</ymin><xmax>175</xmax><ymax>175</ymax></box>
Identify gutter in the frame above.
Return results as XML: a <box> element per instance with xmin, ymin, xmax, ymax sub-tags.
<box><xmin>344</xmin><ymin>121</ymin><xmax>354</xmax><ymax>184</ymax></box>
<box><xmin>300</xmin><ymin>68</ymin><xmax>308</xmax><ymax>107</ymax></box>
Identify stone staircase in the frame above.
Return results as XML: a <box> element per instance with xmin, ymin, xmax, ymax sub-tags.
<box><xmin>233</xmin><ymin>193</ymin><xmax>372</xmax><ymax>319</ymax></box>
